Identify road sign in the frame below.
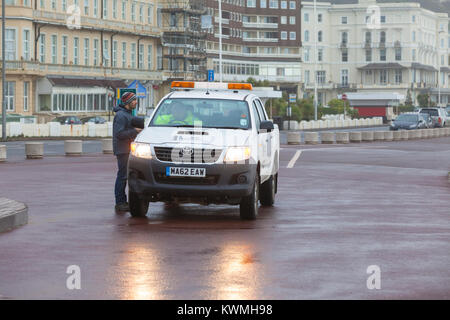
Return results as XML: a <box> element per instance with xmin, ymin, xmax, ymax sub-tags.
<box><xmin>207</xmin><ymin>70</ymin><xmax>214</xmax><ymax>82</ymax></box>
<box><xmin>342</xmin><ymin>93</ymin><xmax>348</xmax><ymax>101</ymax></box>
<box><xmin>289</xmin><ymin>94</ymin><xmax>297</xmax><ymax>103</ymax></box>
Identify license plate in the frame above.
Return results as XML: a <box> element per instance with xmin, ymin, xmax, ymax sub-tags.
<box><xmin>166</xmin><ymin>167</ymin><xmax>206</xmax><ymax>177</ymax></box>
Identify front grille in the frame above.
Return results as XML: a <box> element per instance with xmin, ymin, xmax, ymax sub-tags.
<box><xmin>154</xmin><ymin>173</ymin><xmax>219</xmax><ymax>185</ymax></box>
<box><xmin>154</xmin><ymin>147</ymin><xmax>222</xmax><ymax>163</ymax></box>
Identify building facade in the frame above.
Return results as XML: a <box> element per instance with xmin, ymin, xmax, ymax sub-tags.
<box><xmin>204</xmin><ymin>0</ymin><xmax>302</xmax><ymax>92</ymax></box>
<box><xmin>0</xmin><ymin>0</ymin><xmax>165</xmax><ymax>122</ymax></box>
<box><xmin>301</xmin><ymin>0</ymin><xmax>450</xmax><ymax>107</ymax></box>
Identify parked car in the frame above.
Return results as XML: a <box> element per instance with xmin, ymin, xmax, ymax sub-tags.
<box><xmin>51</xmin><ymin>116</ymin><xmax>82</xmax><ymax>125</ymax></box>
<box><xmin>419</xmin><ymin>108</ymin><xmax>447</xmax><ymax>128</ymax></box>
<box><xmin>80</xmin><ymin>116</ymin><xmax>107</xmax><ymax>124</ymax></box>
<box><xmin>419</xmin><ymin>113</ymin><xmax>433</xmax><ymax>128</ymax></box>
<box><xmin>390</xmin><ymin>113</ymin><xmax>428</xmax><ymax>130</ymax></box>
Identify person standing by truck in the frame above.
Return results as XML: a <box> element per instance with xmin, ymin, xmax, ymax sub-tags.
<box><xmin>113</xmin><ymin>92</ymin><xmax>141</xmax><ymax>212</ymax></box>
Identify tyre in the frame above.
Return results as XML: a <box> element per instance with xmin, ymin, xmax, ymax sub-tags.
<box><xmin>260</xmin><ymin>174</ymin><xmax>276</xmax><ymax>206</ymax></box>
<box><xmin>239</xmin><ymin>174</ymin><xmax>259</xmax><ymax>220</ymax></box>
<box><xmin>128</xmin><ymin>190</ymin><xmax>149</xmax><ymax>217</ymax></box>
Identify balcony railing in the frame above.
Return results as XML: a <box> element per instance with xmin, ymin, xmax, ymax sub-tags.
<box><xmin>242</xmin><ymin>22</ymin><xmax>278</xmax><ymax>29</ymax></box>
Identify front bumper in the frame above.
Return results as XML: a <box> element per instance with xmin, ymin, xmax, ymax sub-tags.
<box><xmin>127</xmin><ymin>155</ymin><xmax>257</xmax><ymax>204</ymax></box>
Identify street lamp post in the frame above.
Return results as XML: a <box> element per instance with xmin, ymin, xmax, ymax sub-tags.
<box><xmin>2</xmin><ymin>0</ymin><xmax>6</xmax><ymax>142</ymax></box>
<box><xmin>313</xmin><ymin>0</ymin><xmax>318</xmax><ymax>120</ymax></box>
<box><xmin>218</xmin><ymin>0</ymin><xmax>222</xmax><ymax>83</ymax></box>
<box><xmin>438</xmin><ymin>30</ymin><xmax>445</xmax><ymax>108</ymax></box>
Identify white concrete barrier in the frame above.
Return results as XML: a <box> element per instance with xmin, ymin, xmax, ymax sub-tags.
<box><xmin>0</xmin><ymin>145</ymin><xmax>6</xmax><ymax>162</ymax></box>
<box><xmin>393</xmin><ymin>131</ymin><xmax>402</xmax><ymax>141</ymax></box>
<box><xmin>25</xmin><ymin>142</ymin><xmax>44</xmax><ymax>159</ymax></box>
<box><xmin>283</xmin><ymin>121</ymin><xmax>299</xmax><ymax>130</ymax></box>
<box><xmin>321</xmin><ymin>132</ymin><xmax>335</xmax><ymax>144</ymax></box>
<box><xmin>287</xmin><ymin>132</ymin><xmax>301</xmax><ymax>145</ymax></box>
<box><xmin>336</xmin><ymin>132</ymin><xmax>350</xmax><ymax>144</ymax></box>
<box><xmin>9</xmin><ymin>122</ymin><xmax>22</xmax><ymax>137</ymax></box>
<box><xmin>445</xmin><ymin>128</ymin><xmax>450</xmax><ymax>136</ymax></box>
<box><xmin>102</xmin><ymin>139</ymin><xmax>113</xmax><ymax>154</ymax></box>
<box><xmin>349</xmin><ymin>131</ymin><xmax>362</xmax><ymax>143</ymax></box>
<box><xmin>400</xmin><ymin>130</ymin><xmax>409</xmax><ymax>140</ymax></box>
<box><xmin>361</xmin><ymin>131</ymin><xmax>374</xmax><ymax>142</ymax></box>
<box><xmin>304</xmin><ymin>132</ymin><xmax>319</xmax><ymax>145</ymax></box>
<box><xmin>65</xmin><ymin>140</ymin><xmax>83</xmax><ymax>156</ymax></box>
<box><xmin>49</xmin><ymin>122</ymin><xmax>61</xmax><ymax>137</ymax></box>
<box><xmin>374</xmin><ymin>131</ymin><xmax>385</xmax><ymax>141</ymax></box>
<box><xmin>422</xmin><ymin>129</ymin><xmax>430</xmax><ymax>138</ymax></box>
<box><xmin>409</xmin><ymin>130</ymin><xmax>418</xmax><ymax>139</ymax></box>
<box><xmin>438</xmin><ymin>128</ymin><xmax>446</xmax><ymax>137</ymax></box>
<box><xmin>384</xmin><ymin>131</ymin><xmax>394</xmax><ymax>141</ymax></box>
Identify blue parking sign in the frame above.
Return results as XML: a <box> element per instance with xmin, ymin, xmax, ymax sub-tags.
<box><xmin>208</xmin><ymin>70</ymin><xmax>214</xmax><ymax>82</ymax></box>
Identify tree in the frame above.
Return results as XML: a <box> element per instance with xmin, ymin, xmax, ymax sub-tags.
<box><xmin>417</xmin><ymin>93</ymin><xmax>435</xmax><ymax>108</ymax></box>
<box><xmin>405</xmin><ymin>89</ymin><xmax>413</xmax><ymax>106</ymax></box>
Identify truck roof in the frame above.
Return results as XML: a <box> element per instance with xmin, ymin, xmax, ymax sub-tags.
<box><xmin>166</xmin><ymin>90</ymin><xmax>253</xmax><ymax>101</ymax></box>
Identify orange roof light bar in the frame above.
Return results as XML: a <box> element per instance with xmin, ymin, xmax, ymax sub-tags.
<box><xmin>171</xmin><ymin>81</ymin><xmax>195</xmax><ymax>89</ymax></box>
<box><xmin>171</xmin><ymin>81</ymin><xmax>252</xmax><ymax>91</ymax></box>
<box><xmin>228</xmin><ymin>83</ymin><xmax>253</xmax><ymax>90</ymax></box>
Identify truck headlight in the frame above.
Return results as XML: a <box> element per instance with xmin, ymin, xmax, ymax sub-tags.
<box><xmin>131</xmin><ymin>142</ymin><xmax>152</xmax><ymax>159</ymax></box>
<box><xmin>224</xmin><ymin>147</ymin><xmax>251</xmax><ymax>163</ymax></box>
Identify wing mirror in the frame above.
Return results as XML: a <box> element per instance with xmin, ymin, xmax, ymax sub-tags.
<box><xmin>260</xmin><ymin>120</ymin><xmax>274</xmax><ymax>132</ymax></box>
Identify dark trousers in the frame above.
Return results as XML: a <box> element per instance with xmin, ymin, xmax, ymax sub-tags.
<box><xmin>115</xmin><ymin>153</ymin><xmax>129</xmax><ymax>205</ymax></box>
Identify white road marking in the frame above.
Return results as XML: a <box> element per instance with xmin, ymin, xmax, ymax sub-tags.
<box><xmin>287</xmin><ymin>150</ymin><xmax>302</xmax><ymax>168</ymax></box>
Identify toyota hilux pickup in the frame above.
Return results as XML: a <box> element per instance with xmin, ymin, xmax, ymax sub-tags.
<box><xmin>127</xmin><ymin>81</ymin><xmax>280</xmax><ymax>220</ymax></box>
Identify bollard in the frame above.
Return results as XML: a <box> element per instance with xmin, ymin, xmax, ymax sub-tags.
<box><xmin>321</xmin><ymin>132</ymin><xmax>335</xmax><ymax>144</ymax></box>
<box><xmin>384</xmin><ymin>131</ymin><xmax>394</xmax><ymax>142</ymax></box>
<box><xmin>349</xmin><ymin>131</ymin><xmax>362</xmax><ymax>143</ymax></box>
<box><xmin>101</xmin><ymin>139</ymin><xmax>113</xmax><ymax>154</ymax></box>
<box><xmin>0</xmin><ymin>145</ymin><xmax>6</xmax><ymax>162</ymax></box>
<box><xmin>304</xmin><ymin>132</ymin><xmax>319</xmax><ymax>145</ymax></box>
<box><xmin>374</xmin><ymin>131</ymin><xmax>385</xmax><ymax>141</ymax></box>
<box><xmin>65</xmin><ymin>140</ymin><xmax>83</xmax><ymax>156</ymax></box>
<box><xmin>287</xmin><ymin>132</ymin><xmax>301</xmax><ymax>145</ymax></box>
<box><xmin>361</xmin><ymin>131</ymin><xmax>374</xmax><ymax>142</ymax></box>
<box><xmin>392</xmin><ymin>131</ymin><xmax>402</xmax><ymax>141</ymax></box>
<box><xmin>400</xmin><ymin>130</ymin><xmax>409</xmax><ymax>140</ymax></box>
<box><xmin>335</xmin><ymin>132</ymin><xmax>350</xmax><ymax>144</ymax></box>
<box><xmin>25</xmin><ymin>142</ymin><xmax>44</xmax><ymax>159</ymax></box>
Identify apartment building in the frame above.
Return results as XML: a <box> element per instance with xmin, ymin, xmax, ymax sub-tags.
<box><xmin>0</xmin><ymin>0</ymin><xmax>163</xmax><ymax>121</ymax></box>
<box><xmin>301</xmin><ymin>0</ymin><xmax>450</xmax><ymax>107</ymax></box>
<box><xmin>204</xmin><ymin>0</ymin><xmax>302</xmax><ymax>92</ymax></box>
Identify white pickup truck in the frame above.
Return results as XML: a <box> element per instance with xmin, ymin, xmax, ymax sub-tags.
<box><xmin>127</xmin><ymin>81</ymin><xmax>280</xmax><ymax>220</ymax></box>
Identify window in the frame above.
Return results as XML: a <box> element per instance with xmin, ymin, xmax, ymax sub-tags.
<box><xmin>318</xmin><ymin>13</ymin><xmax>322</xmax><ymax>23</ymax></box>
<box><xmin>140</xmin><ymin>4</ymin><xmax>144</xmax><ymax>23</ymax></box>
<box><xmin>341</xmin><ymin>32</ymin><xmax>348</xmax><ymax>44</ymax></box>
<box><xmin>318</xmin><ymin>31</ymin><xmax>322</xmax><ymax>42</ymax></box>
<box><xmin>281</xmin><ymin>31</ymin><xmax>287</xmax><ymax>40</ymax></box>
<box><xmin>412</xmin><ymin>31</ymin><xmax>416</xmax><ymax>42</ymax></box>
<box><xmin>305</xmin><ymin>70</ymin><xmax>310</xmax><ymax>85</ymax></box>
<box><xmin>62</xmin><ymin>36</ymin><xmax>68</xmax><ymax>64</ymax></box>
<box><xmin>303</xmin><ymin>48</ymin><xmax>310</xmax><ymax>62</ymax></box>
<box><xmin>93</xmin><ymin>39</ymin><xmax>99</xmax><ymax>66</ymax></box>
<box><xmin>5</xmin><ymin>29</ymin><xmax>16</xmax><ymax>60</ymax></box>
<box><xmin>289</xmin><ymin>1</ymin><xmax>295</xmax><ymax>9</ymax></box>
<box><xmin>342</xmin><ymin>50</ymin><xmax>348</xmax><ymax>62</ymax></box>
<box><xmin>289</xmin><ymin>32</ymin><xmax>296</xmax><ymax>40</ymax></box>
<box><xmin>122</xmin><ymin>1</ymin><xmax>126</xmax><ymax>20</ymax></box>
<box><xmin>289</xmin><ymin>16</ymin><xmax>295</xmax><ymax>25</ymax></box>
<box><xmin>5</xmin><ymin>82</ymin><xmax>15</xmax><ymax>111</ymax></box>
<box><xmin>139</xmin><ymin>44</ymin><xmax>144</xmax><ymax>68</ymax></box>
<box><xmin>132</xmin><ymin>2</ymin><xmax>136</xmax><ymax>21</ymax></box>
<box><xmin>365</xmin><ymin>31</ymin><xmax>371</xmax><ymax>44</ymax></box>
<box><xmin>366</xmin><ymin>49</ymin><xmax>372</xmax><ymax>62</ymax></box>
<box><xmin>84</xmin><ymin>0</ymin><xmax>89</xmax><ymax>15</ymax></box>
<box><xmin>260</xmin><ymin>0</ymin><xmax>266</xmax><ymax>8</ymax></box>
<box><xmin>395</xmin><ymin>47</ymin><xmax>402</xmax><ymax>61</ymax></box>
<box><xmin>380</xmin><ymin>31</ymin><xmax>386</xmax><ymax>43</ymax></box>
<box><xmin>23</xmin><ymin>30</ymin><xmax>30</xmax><ymax>60</ymax></box>
<box><xmin>380</xmin><ymin>16</ymin><xmax>386</xmax><ymax>23</ymax></box>
<box><xmin>102</xmin><ymin>0</ymin><xmax>107</xmax><ymax>18</ymax></box>
<box><xmin>341</xmin><ymin>16</ymin><xmax>347</xmax><ymax>24</ymax></box>
<box><xmin>51</xmin><ymin>35</ymin><xmax>57</xmax><ymax>64</ymax></box>
<box><xmin>247</xmin><ymin>0</ymin><xmax>256</xmax><ymax>7</ymax></box>
<box><xmin>23</xmin><ymin>82</ymin><xmax>29</xmax><ymax>112</ymax></box>
<box><xmin>281</xmin><ymin>16</ymin><xmax>287</xmax><ymax>24</ymax></box>
<box><xmin>62</xmin><ymin>0</ymin><xmax>67</xmax><ymax>11</ymax></box>
<box><xmin>341</xmin><ymin>69</ymin><xmax>348</xmax><ymax>86</ymax></box>
<box><xmin>148</xmin><ymin>5</ymin><xmax>153</xmax><ymax>24</ymax></box>
<box><xmin>39</xmin><ymin>34</ymin><xmax>46</xmax><ymax>63</ymax></box>
<box><xmin>281</xmin><ymin>1</ymin><xmax>287</xmax><ymax>9</ymax></box>
<box><xmin>94</xmin><ymin>0</ymin><xmax>98</xmax><ymax>17</ymax></box>
<box><xmin>304</xmin><ymin>30</ymin><xmax>309</xmax><ymax>42</ymax></box>
<box><xmin>131</xmin><ymin>43</ymin><xmax>136</xmax><ymax>68</ymax></box>
<box><xmin>84</xmin><ymin>38</ymin><xmax>90</xmax><ymax>65</ymax></box>
<box><xmin>112</xmin><ymin>41</ymin><xmax>118</xmax><ymax>67</ymax></box>
<box><xmin>318</xmin><ymin>48</ymin><xmax>323</xmax><ymax>62</ymax></box>
<box><xmin>147</xmin><ymin>44</ymin><xmax>153</xmax><ymax>70</ymax></box>
<box><xmin>395</xmin><ymin>69</ymin><xmax>402</xmax><ymax>84</ymax></box>
<box><xmin>51</xmin><ymin>0</ymin><xmax>56</xmax><ymax>10</ymax></box>
<box><xmin>412</xmin><ymin>49</ymin><xmax>416</xmax><ymax>61</ymax></box>
<box><xmin>113</xmin><ymin>0</ymin><xmax>118</xmax><ymax>18</ymax></box>
<box><xmin>380</xmin><ymin>70</ymin><xmax>387</xmax><ymax>84</ymax></box>
<box><xmin>304</xmin><ymin>13</ymin><xmax>309</xmax><ymax>22</ymax></box>
<box><xmin>74</xmin><ymin>37</ymin><xmax>79</xmax><ymax>65</ymax></box>
<box><xmin>122</xmin><ymin>42</ymin><xmax>127</xmax><ymax>68</ymax></box>
<box><xmin>103</xmin><ymin>40</ymin><xmax>109</xmax><ymax>66</ymax></box>
<box><xmin>380</xmin><ymin>48</ymin><xmax>386</xmax><ymax>61</ymax></box>
<box><xmin>316</xmin><ymin>71</ymin><xmax>326</xmax><ymax>84</ymax></box>
<box><xmin>269</xmin><ymin>0</ymin><xmax>278</xmax><ymax>9</ymax></box>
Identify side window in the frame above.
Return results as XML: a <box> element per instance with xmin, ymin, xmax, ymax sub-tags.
<box><xmin>252</xmin><ymin>100</ymin><xmax>261</xmax><ymax>130</ymax></box>
<box><xmin>255</xmin><ymin>99</ymin><xmax>267</xmax><ymax>120</ymax></box>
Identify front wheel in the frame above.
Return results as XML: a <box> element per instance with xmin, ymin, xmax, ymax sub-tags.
<box><xmin>260</xmin><ymin>174</ymin><xmax>276</xmax><ymax>206</ymax></box>
<box><xmin>240</xmin><ymin>175</ymin><xmax>259</xmax><ymax>220</ymax></box>
<box><xmin>129</xmin><ymin>191</ymin><xmax>149</xmax><ymax>217</ymax></box>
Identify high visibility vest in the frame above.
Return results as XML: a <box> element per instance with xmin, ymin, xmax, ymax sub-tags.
<box><xmin>154</xmin><ymin>113</ymin><xmax>199</xmax><ymax>125</ymax></box>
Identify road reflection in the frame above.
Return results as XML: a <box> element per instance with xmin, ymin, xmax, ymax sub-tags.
<box><xmin>209</xmin><ymin>243</ymin><xmax>263</xmax><ymax>300</ymax></box>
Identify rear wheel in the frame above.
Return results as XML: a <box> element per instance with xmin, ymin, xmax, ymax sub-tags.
<box><xmin>129</xmin><ymin>191</ymin><xmax>149</xmax><ymax>217</ymax></box>
<box><xmin>260</xmin><ymin>174</ymin><xmax>276</xmax><ymax>206</ymax></box>
<box><xmin>240</xmin><ymin>175</ymin><xmax>259</xmax><ymax>220</ymax></box>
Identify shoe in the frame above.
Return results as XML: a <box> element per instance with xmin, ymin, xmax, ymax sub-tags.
<box><xmin>115</xmin><ymin>202</ymin><xmax>130</xmax><ymax>212</ymax></box>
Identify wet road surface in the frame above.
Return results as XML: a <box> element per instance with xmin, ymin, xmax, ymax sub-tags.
<box><xmin>0</xmin><ymin>138</ymin><xmax>449</xmax><ymax>299</ymax></box>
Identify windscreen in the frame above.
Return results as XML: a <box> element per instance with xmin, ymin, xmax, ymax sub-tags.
<box><xmin>150</xmin><ymin>98</ymin><xmax>251</xmax><ymax>129</ymax></box>
<box><xmin>395</xmin><ymin>114</ymin><xmax>418</xmax><ymax>122</ymax></box>
<box><xmin>420</xmin><ymin>109</ymin><xmax>438</xmax><ymax>116</ymax></box>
